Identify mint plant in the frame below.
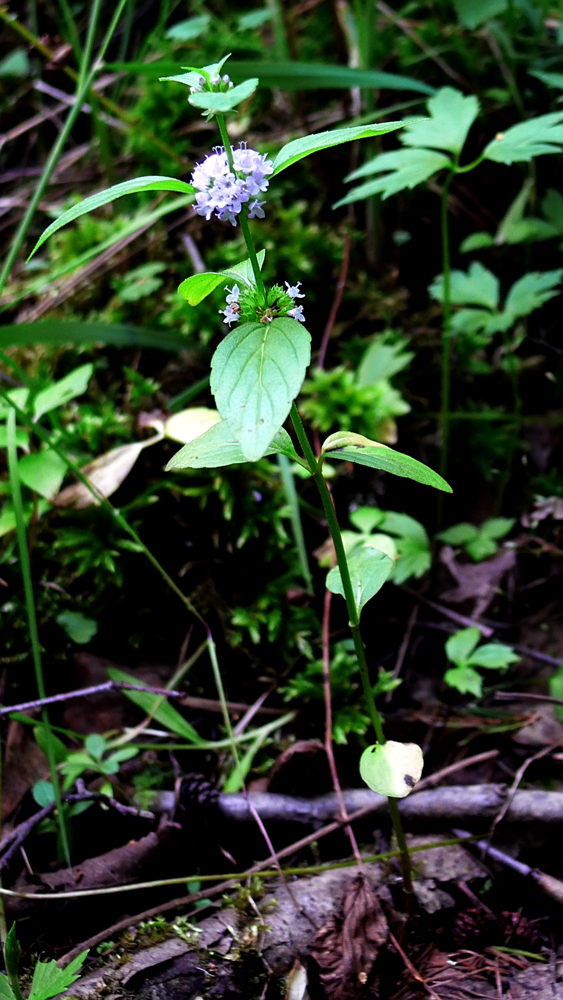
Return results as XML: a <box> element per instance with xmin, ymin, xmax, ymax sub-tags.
<box><xmin>30</xmin><ymin>54</ymin><xmax>453</xmax><ymax>905</ymax></box>
<box><xmin>444</xmin><ymin>627</ymin><xmax>519</xmax><ymax>697</ymax></box>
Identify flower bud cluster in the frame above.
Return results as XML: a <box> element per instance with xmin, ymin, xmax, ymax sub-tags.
<box><xmin>219</xmin><ymin>281</ymin><xmax>306</xmax><ymax>326</ymax></box>
<box><xmin>189</xmin><ymin>73</ymin><xmax>233</xmax><ymax>95</ymax></box>
<box><xmin>191</xmin><ymin>144</ymin><xmax>274</xmax><ymax>226</ymax></box>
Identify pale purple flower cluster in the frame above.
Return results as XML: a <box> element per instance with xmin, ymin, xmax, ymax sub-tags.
<box><xmin>190</xmin><ymin>73</ymin><xmax>232</xmax><ymax>94</ymax></box>
<box><xmin>191</xmin><ymin>144</ymin><xmax>274</xmax><ymax>226</ymax></box>
<box><xmin>219</xmin><ymin>284</ymin><xmax>241</xmax><ymax>325</ymax></box>
<box><xmin>285</xmin><ymin>281</ymin><xmax>306</xmax><ymax>323</ymax></box>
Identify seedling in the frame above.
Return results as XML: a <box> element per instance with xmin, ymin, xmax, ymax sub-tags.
<box><xmin>438</xmin><ymin>517</ymin><xmax>515</xmax><ymax>561</ymax></box>
<box><xmin>444</xmin><ymin>627</ymin><xmax>519</xmax><ymax>697</ymax></box>
<box><xmin>1</xmin><ymin>924</ymin><xmax>87</xmax><ymax>1000</ymax></box>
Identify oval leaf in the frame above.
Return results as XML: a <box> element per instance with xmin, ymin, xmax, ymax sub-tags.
<box><xmin>164</xmin><ymin>407</ymin><xmax>221</xmax><ymax>444</ymax></box>
<box><xmin>210</xmin><ymin>317</ymin><xmax>311</xmax><ymax>461</ymax></box>
<box><xmin>360</xmin><ymin>741</ymin><xmax>424</xmax><ymax>798</ymax></box>
<box><xmin>166</xmin><ymin>420</ymin><xmax>301</xmax><ymax>470</ymax></box>
<box><xmin>322</xmin><ymin>431</ymin><xmax>452</xmax><ymax>492</ymax></box>
<box><xmin>29</xmin><ymin>177</ymin><xmax>195</xmax><ymax>258</ymax></box>
<box><xmin>326</xmin><ymin>546</ymin><xmax>394</xmax><ymax>614</ymax></box>
<box><xmin>18</xmin><ymin>449</ymin><xmax>67</xmax><ymax>500</ymax></box>
<box><xmin>272</xmin><ymin>122</ymin><xmax>404</xmax><ymax>175</ymax></box>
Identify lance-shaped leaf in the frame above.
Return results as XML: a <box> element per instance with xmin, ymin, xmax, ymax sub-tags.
<box><xmin>326</xmin><ymin>546</ymin><xmax>394</xmax><ymax>614</ymax></box>
<box><xmin>210</xmin><ymin>318</ymin><xmax>311</xmax><ymax>462</ymax></box>
<box><xmin>28</xmin><ymin>177</ymin><xmax>195</xmax><ymax>258</ymax></box>
<box><xmin>360</xmin><ymin>741</ymin><xmax>424</xmax><ymax>798</ymax></box>
<box><xmin>484</xmin><ymin>111</ymin><xmax>563</xmax><ymax>164</ymax></box>
<box><xmin>33</xmin><ymin>363</ymin><xmax>93</xmax><ymax>420</ymax></box>
<box><xmin>401</xmin><ymin>87</ymin><xmax>480</xmax><ymax>154</ymax></box>
<box><xmin>272</xmin><ymin>122</ymin><xmax>403</xmax><ymax>175</ymax></box>
<box><xmin>166</xmin><ymin>420</ymin><xmax>301</xmax><ymax>470</ymax></box>
<box><xmin>322</xmin><ymin>431</ymin><xmax>452</xmax><ymax>492</ymax></box>
<box><xmin>178</xmin><ymin>249</ymin><xmax>266</xmax><ymax>306</ymax></box>
<box><xmin>336</xmin><ymin>148</ymin><xmax>451</xmax><ymax>205</ymax></box>
<box><xmin>106</xmin><ymin>667</ymin><xmax>202</xmax><ymax>743</ymax></box>
<box><xmin>227</xmin><ymin>61</ymin><xmax>435</xmax><ymax>95</ymax></box>
<box><xmin>0</xmin><ymin>320</ymin><xmax>187</xmax><ymax>352</ymax></box>
<box><xmin>189</xmin><ymin>78</ymin><xmax>258</xmax><ymax>112</ymax></box>
<box><xmin>54</xmin><ymin>434</ymin><xmax>162</xmax><ymax>509</ymax></box>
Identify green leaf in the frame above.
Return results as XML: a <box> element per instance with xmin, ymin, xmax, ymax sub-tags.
<box><xmin>465</xmin><ymin>535</ymin><xmax>498</xmax><ymax>561</ymax></box>
<box><xmin>504</xmin><ymin>269</ymin><xmax>562</xmax><ymax>318</ymax></box>
<box><xmin>166</xmin><ymin>420</ymin><xmax>301</xmax><ymax>470</ymax></box>
<box><xmin>210</xmin><ymin>318</ymin><xmax>311</xmax><ymax>461</ymax></box>
<box><xmin>106</xmin><ymin>745</ymin><xmax>139</xmax><ymax>765</ymax></box>
<box><xmin>467</xmin><ymin>642</ymin><xmax>519</xmax><ymax>669</ymax></box>
<box><xmin>160</xmin><ymin>55</ymin><xmax>231</xmax><ymax>90</ymax></box>
<box><xmin>272</xmin><ymin>122</ymin><xmax>404</xmax><ymax>175</ymax></box>
<box><xmin>349</xmin><ymin>506</ymin><xmax>385</xmax><ymax>534</ymax></box>
<box><xmin>336</xmin><ymin>148</ymin><xmax>451</xmax><ymax>205</ymax></box>
<box><xmin>322</xmin><ymin>431</ymin><xmax>452</xmax><ymax>492</ymax></box>
<box><xmin>326</xmin><ymin>546</ymin><xmax>394</xmax><ymax>614</ymax></box>
<box><xmin>0</xmin><ymin>47</ymin><xmax>30</xmax><ymax>78</ymax></box>
<box><xmin>33</xmin><ymin>726</ymin><xmax>68</xmax><ymax>764</ymax></box>
<box><xmin>106</xmin><ymin>667</ymin><xmax>202</xmax><ymax>743</ymax></box>
<box><xmin>360</xmin><ymin>740</ymin><xmax>424</xmax><ymax>797</ymax></box>
<box><xmin>445</xmin><ymin>626</ymin><xmax>481</xmax><ymax>667</ymax></box>
<box><xmin>32</xmin><ymin>363</ymin><xmax>93</xmax><ymax>419</ymax></box>
<box><xmin>541</xmin><ymin>189</ymin><xmax>563</xmax><ymax>234</ymax></box>
<box><xmin>454</xmin><ymin>0</ymin><xmax>507</xmax><ymax>29</ymax></box>
<box><xmin>178</xmin><ymin>250</ymin><xmax>265</xmax><ymax>305</ymax></box>
<box><xmin>481</xmin><ymin>516</ymin><xmax>515</xmax><ymax>539</ymax></box>
<box><xmin>18</xmin><ymin>450</ymin><xmax>66</xmax><ymax>500</ymax></box>
<box><xmin>0</xmin><ymin>320</ymin><xmax>187</xmax><ymax>352</ymax></box>
<box><xmin>438</xmin><ymin>522</ymin><xmax>479</xmax><ymax>545</ymax></box>
<box><xmin>356</xmin><ymin>334</ymin><xmax>414</xmax><ymax>386</ymax></box>
<box><xmin>380</xmin><ymin>512</ymin><xmax>431</xmax><ymax>584</ymax></box>
<box><xmin>56</xmin><ymin>611</ymin><xmax>98</xmax><ymax>644</ymax></box>
<box><xmin>549</xmin><ymin>664</ymin><xmax>563</xmax><ymax>720</ymax></box>
<box><xmin>28</xmin><ymin>950</ymin><xmax>88</xmax><ymax>1000</ymax></box>
<box><xmin>166</xmin><ymin>15</ymin><xmax>211</xmax><ymax>40</ymax></box>
<box><xmin>189</xmin><ymin>78</ymin><xmax>258</xmax><ymax>112</ymax></box>
<box><xmin>401</xmin><ymin>87</ymin><xmax>480</xmax><ymax>154</ymax></box>
<box><xmin>29</xmin><ymin>177</ymin><xmax>195</xmax><ymax>257</ymax></box>
<box><xmin>444</xmin><ymin>664</ymin><xmax>482</xmax><ymax>696</ymax></box>
<box><xmin>33</xmin><ymin>779</ymin><xmax>56</xmax><ymax>807</ymax></box>
<box><xmin>227</xmin><ymin>61</ymin><xmax>435</xmax><ymax>95</ymax></box>
<box><xmin>0</xmin><ymin>974</ymin><xmax>16</xmax><ymax>1000</ymax></box>
<box><xmin>0</xmin><ymin>426</ymin><xmax>29</xmax><ymax>450</ymax></box>
<box><xmin>529</xmin><ymin>69</ymin><xmax>563</xmax><ymax>90</ymax></box>
<box><xmin>460</xmin><ymin>232</ymin><xmax>495</xmax><ymax>252</ymax></box>
<box><xmin>429</xmin><ymin>262</ymin><xmax>500</xmax><ymax>310</ymax></box>
<box><xmin>5</xmin><ymin>925</ymin><xmax>20</xmax><ymax>998</ymax></box>
<box><xmin>85</xmin><ymin>733</ymin><xmax>106</xmax><ymax>760</ymax></box>
<box><xmin>484</xmin><ymin>112</ymin><xmax>563</xmax><ymax>164</ymax></box>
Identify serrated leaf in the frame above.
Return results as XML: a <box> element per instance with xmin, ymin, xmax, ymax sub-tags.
<box><xmin>438</xmin><ymin>521</ymin><xmax>479</xmax><ymax>545</ymax></box>
<box><xmin>444</xmin><ymin>664</ymin><xmax>482</xmax><ymax>696</ymax></box>
<box><xmin>164</xmin><ymin>407</ymin><xmax>221</xmax><ymax>444</ymax></box>
<box><xmin>326</xmin><ymin>546</ymin><xmax>394</xmax><ymax>614</ymax></box>
<box><xmin>272</xmin><ymin>122</ymin><xmax>403</xmax><ymax>175</ymax></box>
<box><xmin>57</xmin><ymin>610</ymin><xmax>98</xmax><ymax>644</ymax></box>
<box><xmin>337</xmin><ymin>148</ymin><xmax>451</xmax><ymax>205</ymax></box>
<box><xmin>322</xmin><ymin>431</ymin><xmax>452</xmax><ymax>492</ymax></box>
<box><xmin>504</xmin><ymin>269</ymin><xmax>562</xmax><ymax>318</ymax></box>
<box><xmin>54</xmin><ymin>435</ymin><xmax>161</xmax><ymax>509</ymax></box>
<box><xmin>401</xmin><ymin>87</ymin><xmax>480</xmax><ymax>154</ymax></box>
<box><xmin>445</xmin><ymin>626</ymin><xmax>481</xmax><ymax>667</ymax></box>
<box><xmin>454</xmin><ymin>0</ymin><xmax>507</xmax><ymax>29</ymax></box>
<box><xmin>166</xmin><ymin>420</ymin><xmax>301</xmax><ymax>469</ymax></box>
<box><xmin>484</xmin><ymin>112</ymin><xmax>563</xmax><ymax>164</ymax></box>
<box><xmin>18</xmin><ymin>449</ymin><xmax>66</xmax><ymax>499</ymax></box>
<box><xmin>467</xmin><ymin>643</ymin><xmax>519</xmax><ymax>669</ymax></box>
<box><xmin>189</xmin><ymin>78</ymin><xmax>258</xmax><ymax>112</ymax></box>
<box><xmin>356</xmin><ymin>334</ymin><xmax>414</xmax><ymax>386</ymax></box>
<box><xmin>360</xmin><ymin>741</ymin><xmax>423</xmax><ymax>798</ymax></box>
<box><xmin>210</xmin><ymin>318</ymin><xmax>311</xmax><ymax>461</ymax></box>
<box><xmin>429</xmin><ymin>262</ymin><xmax>500</xmax><ymax>310</ymax></box>
<box><xmin>106</xmin><ymin>667</ymin><xmax>202</xmax><ymax>743</ymax></box>
<box><xmin>177</xmin><ymin>250</ymin><xmax>265</xmax><ymax>305</ymax></box>
<box><xmin>29</xmin><ymin>177</ymin><xmax>195</xmax><ymax>257</ymax></box>
<box><xmin>33</xmin><ymin>363</ymin><xmax>93</xmax><ymax>420</ymax></box>
<box><xmin>28</xmin><ymin>950</ymin><xmax>88</xmax><ymax>1000</ymax></box>
<box><xmin>228</xmin><ymin>60</ymin><xmax>435</xmax><ymax>94</ymax></box>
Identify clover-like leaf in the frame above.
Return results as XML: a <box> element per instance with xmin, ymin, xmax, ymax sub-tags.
<box><xmin>360</xmin><ymin>740</ymin><xmax>424</xmax><ymax>798</ymax></box>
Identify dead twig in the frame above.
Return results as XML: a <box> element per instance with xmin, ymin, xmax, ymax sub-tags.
<box><xmin>0</xmin><ymin>680</ymin><xmax>185</xmax><ymax>717</ymax></box>
<box><xmin>483</xmin><ymin>744</ymin><xmax>558</xmax><ymax>853</ymax></box>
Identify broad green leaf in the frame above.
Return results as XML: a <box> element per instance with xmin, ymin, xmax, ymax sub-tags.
<box><xmin>166</xmin><ymin>15</ymin><xmax>211</xmax><ymax>40</ymax></box>
<box><xmin>450</xmin><ymin>307</ymin><xmax>505</xmax><ymax>336</ymax></box>
<box><xmin>0</xmin><ymin>47</ymin><xmax>30</xmax><ymax>78</ymax></box>
<box><xmin>272</xmin><ymin>122</ymin><xmax>404</xmax><ymax>175</ymax></box>
<box><xmin>33</xmin><ymin>363</ymin><xmax>93</xmax><ymax>420</ymax></box>
<box><xmin>460</xmin><ymin>232</ymin><xmax>495</xmax><ymax>252</ymax></box>
<box><xmin>18</xmin><ymin>450</ymin><xmax>66</xmax><ymax>499</ymax></box>
<box><xmin>484</xmin><ymin>112</ymin><xmax>563</xmax><ymax>164</ymax></box>
<box><xmin>85</xmin><ymin>733</ymin><xmax>106</xmax><ymax>760</ymax></box>
<box><xmin>401</xmin><ymin>87</ymin><xmax>480</xmax><ymax>154</ymax></box>
<box><xmin>166</xmin><ymin>421</ymin><xmax>301</xmax><ymax>469</ymax></box>
<box><xmin>33</xmin><ymin>727</ymin><xmax>67</xmax><ymax>764</ymax></box>
<box><xmin>445</xmin><ymin>626</ymin><xmax>481</xmax><ymax>667</ymax></box>
<box><xmin>360</xmin><ymin>740</ymin><xmax>423</xmax><ymax>797</ymax></box>
<box><xmin>429</xmin><ymin>262</ymin><xmax>500</xmax><ymax>310</ymax></box>
<box><xmin>178</xmin><ymin>250</ymin><xmax>266</xmax><ymax>305</ymax></box>
<box><xmin>0</xmin><ymin>320</ymin><xmax>187</xmax><ymax>352</ymax></box>
<box><xmin>349</xmin><ymin>506</ymin><xmax>385</xmax><ymax>534</ymax></box>
<box><xmin>189</xmin><ymin>78</ymin><xmax>258</xmax><ymax>112</ymax></box>
<box><xmin>336</xmin><ymin>148</ymin><xmax>450</xmax><ymax>205</ymax></box>
<box><xmin>210</xmin><ymin>318</ymin><xmax>311</xmax><ymax>461</ymax></box>
<box><xmin>380</xmin><ymin>511</ymin><xmax>429</xmax><ymax>544</ymax></box>
<box><xmin>481</xmin><ymin>516</ymin><xmax>515</xmax><ymax>539</ymax></box>
<box><xmin>467</xmin><ymin>643</ymin><xmax>519</xmax><ymax>669</ymax></box>
<box><xmin>57</xmin><ymin>610</ymin><xmax>98</xmax><ymax>644</ymax></box>
<box><xmin>164</xmin><ymin>407</ymin><xmax>221</xmax><ymax>444</ymax></box>
<box><xmin>356</xmin><ymin>334</ymin><xmax>414</xmax><ymax>386</ymax></box>
<box><xmin>326</xmin><ymin>546</ymin><xmax>394</xmax><ymax>614</ymax></box>
<box><xmin>227</xmin><ymin>60</ymin><xmax>435</xmax><ymax>95</ymax></box>
<box><xmin>0</xmin><ymin>975</ymin><xmax>15</xmax><ymax>1000</ymax></box>
<box><xmin>29</xmin><ymin>177</ymin><xmax>195</xmax><ymax>258</ymax></box>
<box><xmin>444</xmin><ymin>664</ymin><xmax>482</xmax><ymax>696</ymax></box>
<box><xmin>504</xmin><ymin>269</ymin><xmax>562</xmax><ymax>318</ymax></box>
<box><xmin>106</xmin><ymin>667</ymin><xmax>202</xmax><ymax>743</ymax></box>
<box><xmin>465</xmin><ymin>535</ymin><xmax>498</xmax><ymax>561</ymax></box>
<box><xmin>322</xmin><ymin>431</ymin><xmax>452</xmax><ymax>492</ymax></box>
<box><xmin>529</xmin><ymin>69</ymin><xmax>563</xmax><ymax>90</ymax></box>
<box><xmin>454</xmin><ymin>0</ymin><xmax>507</xmax><ymax>28</ymax></box>
<box><xmin>28</xmin><ymin>951</ymin><xmax>88</xmax><ymax>1000</ymax></box>
<box><xmin>0</xmin><ymin>426</ymin><xmax>28</xmax><ymax>450</ymax></box>
<box><xmin>437</xmin><ymin>522</ymin><xmax>479</xmax><ymax>545</ymax></box>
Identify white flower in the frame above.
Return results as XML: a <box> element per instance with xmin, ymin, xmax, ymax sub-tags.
<box><xmin>285</xmin><ymin>281</ymin><xmax>305</xmax><ymax>300</ymax></box>
<box><xmin>288</xmin><ymin>304</ymin><xmax>306</xmax><ymax>323</ymax></box>
<box><xmin>190</xmin><ymin>145</ymin><xmax>274</xmax><ymax>226</ymax></box>
<box><xmin>219</xmin><ymin>284</ymin><xmax>241</xmax><ymax>325</ymax></box>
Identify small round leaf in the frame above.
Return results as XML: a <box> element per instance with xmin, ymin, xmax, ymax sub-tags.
<box><xmin>359</xmin><ymin>740</ymin><xmax>423</xmax><ymax>798</ymax></box>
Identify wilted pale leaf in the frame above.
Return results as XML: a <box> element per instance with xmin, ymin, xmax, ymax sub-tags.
<box><xmin>54</xmin><ymin>435</ymin><xmax>161</xmax><ymax>509</ymax></box>
<box><xmin>359</xmin><ymin>740</ymin><xmax>423</xmax><ymax>798</ymax></box>
<box><xmin>164</xmin><ymin>407</ymin><xmax>221</xmax><ymax>444</ymax></box>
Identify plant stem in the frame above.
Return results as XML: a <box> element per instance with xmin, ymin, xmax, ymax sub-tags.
<box><xmin>289</xmin><ymin>403</ymin><xmax>414</xmax><ymax>898</ymax></box>
<box><xmin>5</xmin><ymin>411</ymin><xmax>70</xmax><ymax>865</ymax></box>
<box><xmin>439</xmin><ymin>171</ymin><xmax>454</xmax><ymax>488</ymax></box>
<box><xmin>215</xmin><ymin>113</ymin><xmax>266</xmax><ymax>300</ymax></box>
